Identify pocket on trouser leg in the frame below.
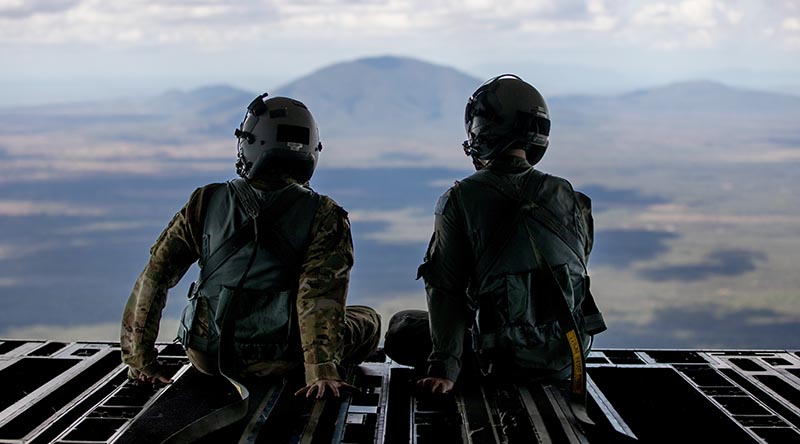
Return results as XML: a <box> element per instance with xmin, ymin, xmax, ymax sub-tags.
<box><xmin>186</xmin><ymin>347</ymin><xmax>218</xmax><ymax>376</ymax></box>
<box><xmin>178</xmin><ymin>295</ymin><xmax>212</xmax><ymax>350</ymax></box>
<box><xmin>343</xmin><ymin>305</ymin><xmax>382</xmax><ymax>364</ymax></box>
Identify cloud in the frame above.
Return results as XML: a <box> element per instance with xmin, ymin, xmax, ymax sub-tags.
<box><xmin>0</xmin><ymin>0</ymin><xmax>260</xmax><ymax>46</ymax></box>
<box><xmin>727</xmin><ymin>148</ymin><xmax>800</xmax><ymax>163</ymax></box>
<box><xmin>0</xmin><ymin>0</ymin><xmax>80</xmax><ymax>18</ymax></box>
<box><xmin>349</xmin><ymin>207</ymin><xmax>433</xmax><ymax>244</ymax></box>
<box><xmin>0</xmin><ymin>200</ymin><xmax>106</xmax><ymax>217</ymax></box>
<box><xmin>0</xmin><ymin>133</ymin><xmax>231</xmax><ymax>181</ymax></box>
<box><xmin>594</xmin><ymin>304</ymin><xmax>800</xmax><ymax>348</ymax></box>
<box><xmin>0</xmin><ymin>0</ymin><xmax>770</xmax><ymax>48</ymax></box>
<box><xmin>631</xmin><ymin>1</ymin><xmax>728</xmax><ymax>28</ymax></box>
<box><xmin>784</xmin><ymin>17</ymin><xmax>800</xmax><ymax>31</ymax></box>
<box><xmin>638</xmin><ymin>248</ymin><xmax>767</xmax><ymax>282</ymax></box>
<box><xmin>428</xmin><ymin>179</ymin><xmax>456</xmax><ymax>188</ymax></box>
<box><xmin>637</xmin><ymin>204</ymin><xmax>800</xmax><ymax>226</ymax></box>
<box><xmin>0</xmin><ymin>277</ymin><xmax>20</xmax><ymax>286</ymax></box>
<box><xmin>0</xmin><ymin>318</ymin><xmax>181</xmax><ymax>343</ymax></box>
<box><xmin>0</xmin><ymin>241</ymin><xmax>57</xmax><ymax>260</ymax></box>
<box><xmin>624</xmin><ymin>0</ymin><xmax>745</xmax><ymax>49</ymax></box>
<box><xmin>592</xmin><ymin>229</ymin><xmax>678</xmax><ymax>268</ymax></box>
<box><xmin>59</xmin><ymin>221</ymin><xmax>159</xmax><ymax>234</ymax></box>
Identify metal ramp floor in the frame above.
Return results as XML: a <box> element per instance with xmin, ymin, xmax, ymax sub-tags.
<box><xmin>1</xmin><ymin>340</ymin><xmax>799</xmax><ymax>443</ymax></box>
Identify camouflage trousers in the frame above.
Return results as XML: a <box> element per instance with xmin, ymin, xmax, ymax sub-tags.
<box><xmin>187</xmin><ymin>305</ymin><xmax>381</xmax><ymax>378</ymax></box>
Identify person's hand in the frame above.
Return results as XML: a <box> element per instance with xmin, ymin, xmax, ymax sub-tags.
<box><xmin>128</xmin><ymin>365</ymin><xmax>173</xmax><ymax>385</ymax></box>
<box><xmin>137</xmin><ymin>372</ymin><xmax>173</xmax><ymax>384</ymax></box>
<box><xmin>294</xmin><ymin>378</ymin><xmax>358</xmax><ymax>399</ymax></box>
<box><xmin>416</xmin><ymin>377</ymin><xmax>454</xmax><ymax>394</ymax></box>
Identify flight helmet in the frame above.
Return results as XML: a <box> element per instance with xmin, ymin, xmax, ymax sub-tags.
<box><xmin>235</xmin><ymin>94</ymin><xmax>323</xmax><ymax>182</ymax></box>
<box><xmin>462</xmin><ymin>74</ymin><xmax>551</xmax><ymax>165</ymax></box>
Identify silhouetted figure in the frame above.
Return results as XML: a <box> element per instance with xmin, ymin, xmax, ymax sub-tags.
<box><xmin>121</xmin><ymin>94</ymin><xmax>380</xmax><ymax>398</ymax></box>
<box><xmin>384</xmin><ymin>75</ymin><xmax>606</xmax><ymax>395</ymax></box>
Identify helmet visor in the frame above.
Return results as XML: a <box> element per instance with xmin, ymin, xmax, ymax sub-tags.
<box><xmin>276</xmin><ymin>124</ymin><xmax>310</xmax><ymax>145</ymax></box>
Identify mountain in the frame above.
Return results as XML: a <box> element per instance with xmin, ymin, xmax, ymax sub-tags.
<box><xmin>155</xmin><ymin>84</ymin><xmax>254</xmax><ymax>114</ymax></box>
<box><xmin>2</xmin><ymin>57</ymin><xmax>799</xmax><ymax>168</ymax></box>
<box><xmin>551</xmin><ymin>80</ymin><xmax>800</xmax><ymax>119</ymax></box>
<box><xmin>152</xmin><ymin>84</ymin><xmax>255</xmax><ymax>135</ymax></box>
<box><xmin>274</xmin><ymin>55</ymin><xmax>482</xmax><ymax>138</ymax></box>
<box><xmin>6</xmin><ymin>58</ymin><xmax>800</xmax><ymax>141</ymax></box>
<box><xmin>619</xmin><ymin>80</ymin><xmax>800</xmax><ymax>114</ymax></box>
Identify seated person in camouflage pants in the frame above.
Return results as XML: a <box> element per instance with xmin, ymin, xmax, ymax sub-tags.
<box><xmin>121</xmin><ymin>94</ymin><xmax>380</xmax><ymax>398</ymax></box>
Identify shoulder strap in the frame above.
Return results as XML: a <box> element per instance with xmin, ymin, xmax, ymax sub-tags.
<box><xmin>523</xmin><ymin>224</ymin><xmax>592</xmax><ymax>424</ymax></box>
<box><xmin>472</xmin><ymin>169</ymin><xmax>546</xmax><ymax>286</ymax></box>
<box><xmin>471</xmin><ymin>169</ymin><xmax>594</xmax><ymax>418</ymax></box>
<box><xmin>256</xmin><ymin>187</ymin><xmax>321</xmax><ymax>270</ymax></box>
<box><xmin>229</xmin><ymin>178</ymin><xmax>262</xmax><ymax>219</ymax></box>
<box><xmin>196</xmin><ymin>181</ymin><xmax>306</xmax><ymax>288</ymax></box>
<box><xmin>472</xmin><ymin>170</ymin><xmax>588</xmax><ymax>271</ymax></box>
<box><xmin>466</xmin><ymin>168</ymin><xmax>529</xmax><ymax>201</ymax></box>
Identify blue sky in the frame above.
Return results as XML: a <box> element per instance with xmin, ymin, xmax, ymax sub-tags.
<box><xmin>1</xmin><ymin>0</ymin><xmax>800</xmax><ymax>104</ymax></box>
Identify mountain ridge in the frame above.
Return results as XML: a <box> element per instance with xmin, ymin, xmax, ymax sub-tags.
<box><xmin>3</xmin><ymin>56</ymin><xmax>800</xmax><ymax>117</ymax></box>
<box><xmin>1</xmin><ymin>56</ymin><xmax>798</xmax><ymax>150</ymax></box>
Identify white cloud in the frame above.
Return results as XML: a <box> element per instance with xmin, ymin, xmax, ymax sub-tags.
<box><xmin>14</xmin><ymin>0</ymin><xmax>800</xmax><ymax>65</ymax></box>
<box><xmin>428</xmin><ymin>179</ymin><xmax>456</xmax><ymax>188</ymax></box>
<box><xmin>0</xmin><ymin>0</ymin><xmax>792</xmax><ymax>51</ymax></box>
<box><xmin>0</xmin><ymin>0</ymin><xmax>797</xmax><ymax>105</ymax></box>
<box><xmin>59</xmin><ymin>221</ymin><xmax>157</xmax><ymax>234</ymax></box>
<box><xmin>625</xmin><ymin>0</ymin><xmax>746</xmax><ymax>49</ymax></box>
<box><xmin>0</xmin><ymin>241</ymin><xmax>57</xmax><ymax>260</ymax></box>
<box><xmin>727</xmin><ymin>149</ymin><xmax>800</xmax><ymax>163</ymax></box>
<box><xmin>0</xmin><ymin>200</ymin><xmax>106</xmax><ymax>217</ymax></box>
<box><xmin>784</xmin><ymin>17</ymin><xmax>800</xmax><ymax>31</ymax></box>
<box><xmin>1</xmin><ymin>318</ymin><xmax>181</xmax><ymax>342</ymax></box>
<box><xmin>349</xmin><ymin>207</ymin><xmax>433</xmax><ymax>244</ymax></box>
<box><xmin>631</xmin><ymin>1</ymin><xmax>723</xmax><ymax>28</ymax></box>
<box><xmin>0</xmin><ymin>277</ymin><xmax>20</xmax><ymax>286</ymax></box>
<box><xmin>0</xmin><ymin>1</ymin><xmax>626</xmax><ymax>44</ymax></box>
<box><xmin>0</xmin><ymin>0</ymin><xmax>79</xmax><ymax>18</ymax></box>
<box><xmin>0</xmin><ymin>134</ymin><xmax>231</xmax><ymax>181</ymax></box>
<box><xmin>637</xmin><ymin>204</ymin><xmax>800</xmax><ymax>226</ymax></box>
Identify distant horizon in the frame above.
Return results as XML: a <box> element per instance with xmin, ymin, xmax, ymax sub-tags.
<box><xmin>3</xmin><ymin>53</ymin><xmax>800</xmax><ymax>108</ymax></box>
<box><xmin>4</xmin><ymin>1</ymin><xmax>799</xmax><ymax>105</ymax></box>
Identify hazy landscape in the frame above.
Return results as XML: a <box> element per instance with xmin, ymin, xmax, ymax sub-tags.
<box><xmin>1</xmin><ymin>56</ymin><xmax>798</xmax><ymax>349</ymax></box>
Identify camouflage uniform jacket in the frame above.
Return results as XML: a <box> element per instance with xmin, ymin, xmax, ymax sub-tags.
<box><xmin>121</xmin><ymin>177</ymin><xmax>353</xmax><ymax>384</ymax></box>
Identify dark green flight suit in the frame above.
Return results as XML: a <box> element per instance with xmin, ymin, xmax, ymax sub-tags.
<box><xmin>385</xmin><ymin>156</ymin><xmax>603</xmax><ymax>382</ymax></box>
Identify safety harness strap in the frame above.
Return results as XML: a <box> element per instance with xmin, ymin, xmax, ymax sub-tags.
<box><xmin>195</xmin><ymin>180</ymin><xmax>306</xmax><ymax>289</ymax></box>
<box><xmin>467</xmin><ymin>167</ymin><xmax>593</xmax><ymax>424</ymax></box>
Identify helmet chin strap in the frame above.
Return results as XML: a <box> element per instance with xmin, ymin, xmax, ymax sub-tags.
<box><xmin>462</xmin><ymin>139</ymin><xmax>486</xmax><ymax>170</ymax></box>
<box><xmin>471</xmin><ymin>154</ymin><xmax>487</xmax><ymax>171</ymax></box>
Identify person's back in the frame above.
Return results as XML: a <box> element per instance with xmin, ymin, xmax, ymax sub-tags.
<box><xmin>445</xmin><ymin>155</ymin><xmax>596</xmax><ymax>378</ymax></box>
<box><xmin>121</xmin><ymin>94</ymin><xmax>380</xmax><ymax>398</ymax></box>
<box><xmin>385</xmin><ymin>74</ymin><xmax>606</xmax><ymax>394</ymax></box>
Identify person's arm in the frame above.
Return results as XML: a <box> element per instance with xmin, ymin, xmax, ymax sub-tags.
<box><xmin>574</xmin><ymin>191</ymin><xmax>594</xmax><ymax>260</ymax></box>
<box><xmin>294</xmin><ymin>196</ymin><xmax>354</xmax><ymax>396</ymax></box>
<box><xmin>417</xmin><ymin>188</ymin><xmax>474</xmax><ymax>391</ymax></box>
<box><xmin>120</xmin><ymin>185</ymin><xmax>217</xmax><ymax>382</ymax></box>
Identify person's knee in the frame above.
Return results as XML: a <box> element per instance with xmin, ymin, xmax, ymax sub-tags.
<box><xmin>384</xmin><ymin>310</ymin><xmax>429</xmax><ymax>344</ymax></box>
<box><xmin>186</xmin><ymin>348</ymin><xmax>218</xmax><ymax>376</ymax></box>
<box><xmin>346</xmin><ymin>305</ymin><xmax>381</xmax><ymax>335</ymax></box>
<box><xmin>384</xmin><ymin>310</ymin><xmax>431</xmax><ymax>368</ymax></box>
<box><xmin>342</xmin><ymin>305</ymin><xmax>382</xmax><ymax>364</ymax></box>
